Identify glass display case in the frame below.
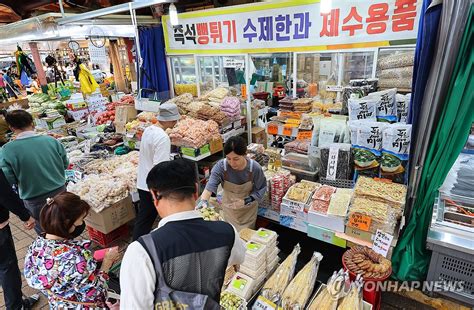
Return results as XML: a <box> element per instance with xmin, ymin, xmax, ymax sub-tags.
<box><xmin>426</xmin><ymin>135</ymin><xmax>474</xmax><ymax>305</ymax></box>
<box><xmin>296</xmin><ymin>52</ymin><xmax>339</xmax><ymax>100</ymax></box>
<box><xmin>196</xmin><ymin>55</ymin><xmax>247</xmax><ymax>96</ymax></box>
<box><xmin>376</xmin><ymin>47</ymin><xmax>416</xmax><ymax>93</ymax></box>
<box><xmin>296</xmin><ymin>51</ymin><xmax>376</xmax><ymax>100</ymax></box>
<box><xmin>169</xmin><ymin>55</ymin><xmax>198</xmax><ymax>96</ymax></box>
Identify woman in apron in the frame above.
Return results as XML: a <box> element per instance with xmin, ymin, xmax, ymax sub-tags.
<box><xmin>200</xmin><ymin>136</ymin><xmax>267</xmax><ymax>231</ymax></box>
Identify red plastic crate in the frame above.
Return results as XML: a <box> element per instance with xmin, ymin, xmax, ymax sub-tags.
<box><xmin>87</xmin><ymin>224</ymin><xmax>129</xmax><ymax>247</ymax></box>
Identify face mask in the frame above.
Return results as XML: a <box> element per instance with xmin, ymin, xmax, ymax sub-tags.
<box><xmin>70</xmin><ymin>222</ymin><xmax>86</xmax><ymax>238</ymax></box>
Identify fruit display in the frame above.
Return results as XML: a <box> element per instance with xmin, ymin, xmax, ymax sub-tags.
<box><xmin>199</xmin><ymin>207</ymin><xmax>222</xmax><ymax>221</ymax></box>
<box><xmin>261</xmin><ymin>244</ymin><xmax>300</xmax><ymax>303</ymax></box>
<box><xmin>343</xmin><ymin>246</ymin><xmax>392</xmax><ymax>279</ymax></box>
<box><xmin>281</xmin><ymin>252</ymin><xmax>323</xmax><ymax>309</ymax></box>
<box><xmin>220</xmin><ymin>291</ymin><xmax>246</xmax><ymax>310</ymax></box>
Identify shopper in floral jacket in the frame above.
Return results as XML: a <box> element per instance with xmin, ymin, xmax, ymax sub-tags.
<box><xmin>24</xmin><ymin>192</ymin><xmax>119</xmax><ymax>309</ymax></box>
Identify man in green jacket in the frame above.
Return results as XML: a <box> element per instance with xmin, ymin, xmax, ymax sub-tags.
<box><xmin>2</xmin><ymin>110</ymin><xmax>68</xmax><ymax>234</ymax></box>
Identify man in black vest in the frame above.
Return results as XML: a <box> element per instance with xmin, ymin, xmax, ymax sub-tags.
<box><xmin>120</xmin><ymin>159</ymin><xmax>246</xmax><ymax>308</ymax></box>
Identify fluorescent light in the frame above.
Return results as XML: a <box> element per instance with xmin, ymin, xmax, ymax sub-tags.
<box><xmin>320</xmin><ymin>0</ymin><xmax>332</xmax><ymax>14</ymax></box>
<box><xmin>169</xmin><ymin>3</ymin><xmax>179</xmax><ymax>26</ymax></box>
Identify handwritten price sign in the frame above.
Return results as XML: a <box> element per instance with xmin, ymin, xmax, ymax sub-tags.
<box><xmin>297</xmin><ymin>130</ymin><xmax>312</xmax><ymax>140</ymax></box>
<box><xmin>348</xmin><ymin>213</ymin><xmax>372</xmax><ymax>232</ymax></box>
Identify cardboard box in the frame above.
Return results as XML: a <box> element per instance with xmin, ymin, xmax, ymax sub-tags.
<box><xmin>67</xmin><ymin>108</ymin><xmax>89</xmax><ymax>121</ymax></box>
<box><xmin>345</xmin><ymin>226</ymin><xmax>399</xmax><ymax>247</ymax></box>
<box><xmin>251</xmin><ymin>127</ymin><xmax>267</xmax><ymax>146</ymax></box>
<box><xmin>115</xmin><ymin>105</ymin><xmax>137</xmax><ymax>124</ymax></box>
<box><xmin>307</xmin><ymin>211</ymin><xmax>346</xmax><ymax>232</ymax></box>
<box><xmin>257</xmin><ymin>207</ymin><xmax>280</xmax><ymax>222</ymax></box>
<box><xmin>279</xmin><ymin>215</ymin><xmax>307</xmax><ymax>233</ymax></box>
<box><xmin>85</xmin><ymin>196</ymin><xmax>135</xmax><ymax>234</ymax></box>
<box><xmin>209</xmin><ymin>137</ymin><xmax>223</xmax><ymax>154</ymax></box>
<box><xmin>307</xmin><ymin>224</ymin><xmax>347</xmax><ymax>248</ymax></box>
<box><xmin>280</xmin><ymin>203</ymin><xmax>307</xmax><ymax>221</ymax></box>
<box><xmin>115</xmin><ymin>121</ymin><xmax>127</xmax><ymax>134</ymax></box>
<box><xmin>35</xmin><ymin>116</ymin><xmax>66</xmax><ymax>130</ymax></box>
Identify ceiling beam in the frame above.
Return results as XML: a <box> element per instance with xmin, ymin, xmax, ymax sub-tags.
<box><xmin>57</xmin><ymin>0</ymin><xmax>173</xmax><ymax>25</ymax></box>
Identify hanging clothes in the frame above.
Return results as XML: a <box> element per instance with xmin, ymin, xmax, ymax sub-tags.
<box><xmin>78</xmin><ymin>64</ymin><xmax>99</xmax><ymax>95</ymax></box>
<box><xmin>14</xmin><ymin>46</ymin><xmax>36</xmax><ymax>79</ymax></box>
<box><xmin>392</xmin><ymin>4</ymin><xmax>474</xmax><ymax>281</ymax></box>
<box><xmin>138</xmin><ymin>26</ymin><xmax>170</xmax><ymax>100</ymax></box>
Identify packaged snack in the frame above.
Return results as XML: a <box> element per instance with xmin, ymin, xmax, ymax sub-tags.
<box><xmin>320</xmin><ymin>143</ymin><xmax>352</xmax><ymax>180</ymax></box>
<box><xmin>365</xmin><ymin>88</ymin><xmax>397</xmax><ymax>123</ymax></box>
<box><xmin>381</xmin><ymin>124</ymin><xmax>412</xmax><ymax>184</ymax></box>
<box><xmin>395</xmin><ymin>94</ymin><xmax>411</xmax><ymax>124</ymax></box>
<box><xmin>348</xmin><ymin>98</ymin><xmax>377</xmax><ymax>121</ymax></box>
<box><xmin>352</xmin><ymin>121</ymin><xmax>387</xmax><ymax>178</ymax></box>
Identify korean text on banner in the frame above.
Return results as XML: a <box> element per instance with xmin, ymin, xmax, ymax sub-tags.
<box><xmin>163</xmin><ymin>0</ymin><xmax>421</xmax><ymax>54</ymax></box>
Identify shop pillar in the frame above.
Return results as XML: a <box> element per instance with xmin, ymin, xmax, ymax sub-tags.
<box><xmin>28</xmin><ymin>42</ymin><xmax>47</xmax><ymax>88</ymax></box>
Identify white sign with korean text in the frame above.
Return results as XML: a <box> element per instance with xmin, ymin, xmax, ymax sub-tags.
<box><xmin>372</xmin><ymin>229</ymin><xmax>394</xmax><ymax>257</ymax></box>
<box><xmin>223</xmin><ymin>57</ymin><xmax>245</xmax><ymax>69</ymax></box>
<box><xmin>163</xmin><ymin>0</ymin><xmax>421</xmax><ymax>54</ymax></box>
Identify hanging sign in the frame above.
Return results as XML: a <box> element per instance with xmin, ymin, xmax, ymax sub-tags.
<box><xmin>163</xmin><ymin>0</ymin><xmax>421</xmax><ymax>54</ymax></box>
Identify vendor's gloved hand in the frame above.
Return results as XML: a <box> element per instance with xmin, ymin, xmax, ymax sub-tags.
<box><xmin>244</xmin><ymin>196</ymin><xmax>255</xmax><ymax>205</ymax></box>
<box><xmin>196</xmin><ymin>199</ymin><xmax>210</xmax><ymax>209</ymax></box>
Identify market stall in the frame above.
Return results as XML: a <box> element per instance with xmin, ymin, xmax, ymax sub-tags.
<box><xmin>158</xmin><ymin>1</ymin><xmax>424</xmax><ymax>309</ymax></box>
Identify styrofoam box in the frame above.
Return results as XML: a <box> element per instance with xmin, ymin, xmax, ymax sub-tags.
<box><xmin>307</xmin><ymin>210</ymin><xmax>345</xmax><ymax>233</ymax></box>
<box><xmin>281</xmin><ymin>193</ymin><xmax>311</xmax><ymax>212</ymax></box>
<box><xmin>279</xmin><ymin>215</ymin><xmax>308</xmax><ymax>233</ymax></box>
<box><xmin>240</xmin><ymin>262</ymin><xmax>266</xmax><ymax>279</ymax></box>
<box><xmin>226</xmin><ymin>272</ymin><xmax>255</xmax><ymax>300</ymax></box>
<box><xmin>280</xmin><ymin>203</ymin><xmax>308</xmax><ymax>221</ymax></box>
<box><xmin>266</xmin><ymin>256</ymin><xmax>279</xmax><ymax>274</ymax></box>
<box><xmin>245</xmin><ymin>241</ymin><xmax>267</xmax><ymax>261</ymax></box>
<box><xmin>251</xmin><ymin>228</ymin><xmax>278</xmax><ymax>245</ymax></box>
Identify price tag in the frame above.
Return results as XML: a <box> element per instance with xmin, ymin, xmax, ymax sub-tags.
<box><xmin>285</xmin><ymin>118</ymin><xmax>301</xmax><ymax>125</ymax></box>
<box><xmin>326</xmin><ymin>145</ymin><xmax>339</xmax><ymax>180</ymax></box>
<box><xmin>348</xmin><ymin>213</ymin><xmax>372</xmax><ymax>232</ymax></box>
<box><xmin>267</xmin><ymin>123</ymin><xmax>278</xmax><ymax>135</ymax></box>
<box><xmin>84</xmin><ymin>139</ymin><xmax>91</xmax><ymax>154</ymax></box>
<box><xmin>297</xmin><ymin>130</ymin><xmax>312</xmax><ymax>140</ymax></box>
<box><xmin>372</xmin><ymin>229</ymin><xmax>394</xmax><ymax>257</ymax></box>
<box><xmin>282</xmin><ymin>126</ymin><xmax>293</xmax><ymax>136</ymax></box>
<box><xmin>252</xmin><ymin>296</ymin><xmax>279</xmax><ymax>310</ymax></box>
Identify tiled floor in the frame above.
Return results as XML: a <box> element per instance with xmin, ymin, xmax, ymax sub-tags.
<box><xmin>0</xmin><ymin>215</ymin><xmax>132</xmax><ymax>309</ymax></box>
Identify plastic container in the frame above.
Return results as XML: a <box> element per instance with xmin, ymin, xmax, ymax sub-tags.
<box><xmin>240</xmin><ymin>263</ymin><xmax>266</xmax><ymax>279</ymax></box>
<box><xmin>282</xmin><ymin>152</ymin><xmax>317</xmax><ymax>172</ymax></box>
<box><xmin>251</xmin><ymin>228</ymin><xmax>278</xmax><ymax>245</ymax></box>
<box><xmin>87</xmin><ymin>224</ymin><xmax>129</xmax><ymax>247</ymax></box>
<box><xmin>227</xmin><ymin>272</ymin><xmax>255</xmax><ymax>300</ymax></box>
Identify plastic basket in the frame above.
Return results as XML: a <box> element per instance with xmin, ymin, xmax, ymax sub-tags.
<box><xmin>426</xmin><ymin>243</ymin><xmax>474</xmax><ymax>305</ymax></box>
<box><xmin>320</xmin><ymin>177</ymin><xmax>355</xmax><ymax>189</ymax></box>
<box><xmin>87</xmin><ymin>224</ymin><xmax>129</xmax><ymax>248</ymax></box>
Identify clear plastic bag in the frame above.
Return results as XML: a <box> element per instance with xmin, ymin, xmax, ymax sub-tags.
<box><xmin>262</xmin><ymin>244</ymin><xmax>301</xmax><ymax>303</ymax></box>
<box><xmin>281</xmin><ymin>252</ymin><xmax>323</xmax><ymax>309</ymax></box>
